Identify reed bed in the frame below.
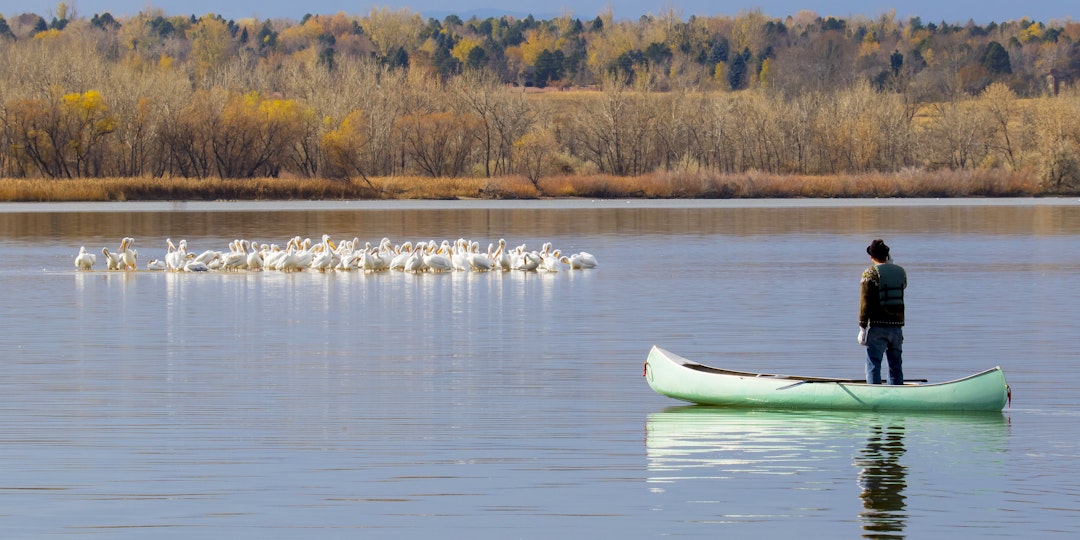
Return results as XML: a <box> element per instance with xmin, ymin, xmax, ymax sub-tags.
<box><xmin>0</xmin><ymin>169</ymin><xmax>1047</xmax><ymax>203</ymax></box>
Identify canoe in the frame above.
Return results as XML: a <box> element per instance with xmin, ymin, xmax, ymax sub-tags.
<box><xmin>644</xmin><ymin>346</ymin><xmax>1009</xmax><ymax>412</ymax></box>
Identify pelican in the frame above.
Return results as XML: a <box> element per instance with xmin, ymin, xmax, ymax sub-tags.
<box><xmin>541</xmin><ymin>249</ymin><xmax>563</xmax><ymax>272</ymax></box>
<box><xmin>193</xmin><ymin>249</ymin><xmax>219</xmax><ymax>266</ymax></box>
<box><xmin>246</xmin><ymin>241</ymin><xmax>264</xmax><ymax>271</ymax></box>
<box><xmin>564</xmin><ymin>251</ymin><xmax>598</xmax><ymax>269</ymax></box>
<box><xmin>371</xmin><ymin>239</ymin><xmax>392</xmax><ymax>271</ymax></box>
<box><xmin>359</xmin><ymin>242</ymin><xmax>380</xmax><ymax>272</ymax></box>
<box><xmin>423</xmin><ymin>242</ymin><xmax>454</xmax><ymax>272</ymax></box>
<box><xmin>119</xmin><ymin>237</ymin><xmax>138</xmax><ymax>270</ymax></box>
<box><xmin>276</xmin><ymin>246</ymin><xmax>302</xmax><ymax>272</ymax></box>
<box><xmin>101</xmin><ymin>247</ymin><xmax>121</xmax><ymax>270</ymax></box>
<box><xmin>293</xmin><ymin>237</ymin><xmax>315</xmax><ymax>268</ymax></box>
<box><xmin>311</xmin><ymin>246</ymin><xmax>335</xmax><ymax>271</ymax></box>
<box><xmin>518</xmin><ymin>251</ymin><xmax>542</xmax><ymax>271</ymax></box>
<box><xmin>494</xmin><ymin>239</ymin><xmax>511</xmax><ymax>271</ymax></box>
<box><xmin>466</xmin><ymin>242</ymin><xmax>493</xmax><ymax>271</ymax></box>
<box><xmin>309</xmin><ymin>234</ymin><xmax>338</xmax><ymax>271</ymax></box>
<box><xmin>220</xmin><ymin>241</ymin><xmax>248</xmax><ymax>271</ymax></box>
<box><xmin>165</xmin><ymin>239</ymin><xmax>188</xmax><ymax>271</ymax></box>
<box><xmin>74</xmin><ymin>246</ymin><xmax>96</xmax><ymax>270</ymax></box>
<box><xmin>183</xmin><ymin>257</ymin><xmax>209</xmax><ymax>272</ymax></box>
<box><xmin>403</xmin><ymin>246</ymin><xmax>425</xmax><ymax>273</ymax></box>
<box><xmin>146</xmin><ymin>259</ymin><xmax>167</xmax><ymax>271</ymax></box>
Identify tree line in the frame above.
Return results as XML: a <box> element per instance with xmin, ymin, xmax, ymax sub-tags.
<box><xmin>0</xmin><ymin>6</ymin><xmax>1079</xmax><ymax>192</ymax></box>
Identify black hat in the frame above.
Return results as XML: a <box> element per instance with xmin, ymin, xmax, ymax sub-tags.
<box><xmin>867</xmin><ymin>239</ymin><xmax>890</xmax><ymax>260</ymax></box>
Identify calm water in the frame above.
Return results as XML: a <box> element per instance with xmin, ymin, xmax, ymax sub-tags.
<box><xmin>1</xmin><ymin>199</ymin><xmax>1079</xmax><ymax>538</ymax></box>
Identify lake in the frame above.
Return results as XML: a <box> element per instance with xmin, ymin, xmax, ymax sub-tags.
<box><xmin>1</xmin><ymin>199</ymin><xmax>1079</xmax><ymax>538</ymax></box>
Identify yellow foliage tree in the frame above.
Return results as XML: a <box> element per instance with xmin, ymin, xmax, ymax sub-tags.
<box><xmin>364</xmin><ymin>7</ymin><xmax>423</xmax><ymax>56</ymax></box>
<box><xmin>514</xmin><ymin>127</ymin><xmax>559</xmax><ymax>190</ymax></box>
<box><xmin>758</xmin><ymin>58</ymin><xmax>771</xmax><ymax>88</ymax></box>
<box><xmin>519</xmin><ymin>29</ymin><xmax>558</xmax><ymax>66</ymax></box>
<box><xmin>191</xmin><ymin>16</ymin><xmax>233</xmax><ymax>81</ymax></box>
<box><xmin>1020</xmin><ymin>22</ymin><xmax>1043</xmax><ymax>43</ymax></box>
<box><xmin>322</xmin><ymin>110</ymin><xmax>376</xmax><ymax>187</ymax></box>
<box><xmin>451</xmin><ymin>37</ymin><xmax>481</xmax><ymax>64</ymax></box>
<box><xmin>32</xmin><ymin>28</ymin><xmax>62</xmax><ymax>40</ymax></box>
<box><xmin>210</xmin><ymin>92</ymin><xmax>313</xmax><ymax>177</ymax></box>
<box><xmin>60</xmin><ymin>90</ymin><xmax>117</xmax><ymax>177</ymax></box>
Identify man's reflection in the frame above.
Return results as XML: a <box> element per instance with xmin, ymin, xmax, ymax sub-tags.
<box><xmin>857</xmin><ymin>423</ymin><xmax>907</xmax><ymax>538</ymax></box>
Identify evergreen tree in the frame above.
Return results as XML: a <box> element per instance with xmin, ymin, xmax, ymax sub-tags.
<box><xmin>890</xmin><ymin>50</ymin><xmax>904</xmax><ymax>76</ymax></box>
<box><xmin>728</xmin><ymin>48</ymin><xmax>751</xmax><ymax>90</ymax></box>
<box><xmin>257</xmin><ymin>21</ymin><xmax>278</xmax><ymax>50</ymax></box>
<box><xmin>465</xmin><ymin>46</ymin><xmax>488</xmax><ymax>69</ymax></box>
<box><xmin>318</xmin><ymin>47</ymin><xmax>336</xmax><ymax>71</ymax></box>
<box><xmin>388</xmin><ymin>47</ymin><xmax>409</xmax><ymax>69</ymax></box>
<box><xmin>983</xmin><ymin>41</ymin><xmax>1012</xmax><ymax>74</ymax></box>
<box><xmin>0</xmin><ymin>16</ymin><xmax>13</xmax><ymax>39</ymax></box>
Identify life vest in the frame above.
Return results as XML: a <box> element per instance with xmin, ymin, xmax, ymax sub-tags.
<box><xmin>875</xmin><ymin>263</ymin><xmax>905</xmax><ymax>306</ymax></box>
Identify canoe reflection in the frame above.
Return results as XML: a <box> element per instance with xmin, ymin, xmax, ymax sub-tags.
<box><xmin>857</xmin><ymin>424</ymin><xmax>907</xmax><ymax>538</ymax></box>
<box><xmin>645</xmin><ymin>406</ymin><xmax>1007</xmax><ymax>529</ymax></box>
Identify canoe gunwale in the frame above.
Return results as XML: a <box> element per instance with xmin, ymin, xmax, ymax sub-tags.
<box><xmin>678</xmin><ymin>356</ymin><xmax>1003</xmax><ymax>387</ymax></box>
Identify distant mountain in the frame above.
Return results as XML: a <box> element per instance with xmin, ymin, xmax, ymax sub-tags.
<box><xmin>422</xmin><ymin>7</ymin><xmax>562</xmax><ymax>21</ymax></box>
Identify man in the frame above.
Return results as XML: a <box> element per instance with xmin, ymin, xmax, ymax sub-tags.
<box><xmin>858</xmin><ymin>239</ymin><xmax>906</xmax><ymax>385</ymax></box>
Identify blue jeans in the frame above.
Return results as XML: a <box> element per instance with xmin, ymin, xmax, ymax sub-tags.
<box><xmin>865</xmin><ymin>326</ymin><xmax>904</xmax><ymax>385</ymax></box>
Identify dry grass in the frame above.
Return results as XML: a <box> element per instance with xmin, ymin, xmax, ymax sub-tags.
<box><xmin>536</xmin><ymin>169</ymin><xmax>1042</xmax><ymax>198</ymax></box>
<box><xmin>0</xmin><ymin>177</ymin><xmax>381</xmax><ymax>202</ymax></box>
<box><xmin>0</xmin><ymin>169</ymin><xmax>1046</xmax><ymax>202</ymax></box>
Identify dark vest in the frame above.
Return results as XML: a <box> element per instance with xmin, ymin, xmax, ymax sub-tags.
<box><xmin>875</xmin><ymin>263</ymin><xmax>905</xmax><ymax>306</ymax></box>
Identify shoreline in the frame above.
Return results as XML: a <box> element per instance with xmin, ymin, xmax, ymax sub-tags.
<box><xmin>3</xmin><ymin>197</ymin><xmax>1079</xmax><ymax>214</ymax></box>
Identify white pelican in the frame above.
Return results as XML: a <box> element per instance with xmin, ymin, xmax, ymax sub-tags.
<box><xmin>74</xmin><ymin>246</ymin><xmax>96</xmax><ymax>270</ymax></box>
<box><xmin>518</xmin><ymin>251</ymin><xmax>542</xmax><ymax>271</ymax></box>
<box><xmin>101</xmin><ymin>247</ymin><xmax>121</xmax><ymax>270</ymax></box>
<box><xmin>452</xmin><ymin>239</ymin><xmax>470</xmax><ymax>271</ymax></box>
<box><xmin>194</xmin><ymin>249</ymin><xmax>219</xmax><ymax>266</ymax></box>
<box><xmin>165</xmin><ymin>239</ymin><xmax>189</xmax><ymax>271</ymax></box>
<box><xmin>403</xmin><ymin>247</ymin><xmax>425</xmax><ymax>273</ymax></box>
<box><xmin>423</xmin><ymin>242</ymin><xmax>453</xmax><ymax>272</ymax></box>
<box><xmin>119</xmin><ymin>237</ymin><xmax>138</xmax><ymax>270</ymax></box>
<box><xmin>309</xmin><ymin>234</ymin><xmax>338</xmax><ymax>271</ymax></box>
<box><xmin>183</xmin><ymin>257</ymin><xmax>209</xmax><ymax>272</ymax></box>
<box><xmin>494</xmin><ymin>239</ymin><xmax>511</xmax><ymax>271</ymax></box>
<box><xmin>311</xmin><ymin>246</ymin><xmax>335</xmax><ymax>271</ymax></box>
<box><xmin>466</xmin><ymin>242</ymin><xmax>493</xmax><ymax>271</ymax></box>
<box><xmin>359</xmin><ymin>242</ymin><xmax>379</xmax><ymax>272</ymax></box>
<box><xmin>390</xmin><ymin>243</ymin><xmax>413</xmax><ymax>271</ymax></box>
<box><xmin>221</xmin><ymin>243</ymin><xmax>247</xmax><ymax>271</ymax></box>
<box><xmin>276</xmin><ymin>246</ymin><xmax>302</xmax><ymax>272</ymax></box>
<box><xmin>246</xmin><ymin>243</ymin><xmax>262</xmax><ymax>272</ymax></box>
<box><xmin>564</xmin><ymin>251</ymin><xmax>598</xmax><ymax>269</ymax></box>
<box><xmin>371</xmin><ymin>239</ymin><xmax>392</xmax><ymax>271</ymax></box>
<box><xmin>146</xmin><ymin>259</ymin><xmax>167</xmax><ymax>271</ymax></box>
<box><xmin>294</xmin><ymin>237</ymin><xmax>315</xmax><ymax>268</ymax></box>
<box><xmin>262</xmin><ymin>244</ymin><xmax>286</xmax><ymax>270</ymax></box>
<box><xmin>541</xmin><ymin>249</ymin><xmax>564</xmax><ymax>272</ymax></box>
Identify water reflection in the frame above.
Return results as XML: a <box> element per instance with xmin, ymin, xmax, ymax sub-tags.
<box><xmin>645</xmin><ymin>406</ymin><xmax>1008</xmax><ymax>529</ymax></box>
<box><xmin>3</xmin><ymin>200</ymin><xmax>1080</xmax><ymax>244</ymax></box>
<box><xmin>857</xmin><ymin>423</ymin><xmax>907</xmax><ymax>538</ymax></box>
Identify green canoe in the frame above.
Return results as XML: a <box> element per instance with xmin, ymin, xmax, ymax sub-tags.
<box><xmin>644</xmin><ymin>346</ymin><xmax>1009</xmax><ymax>412</ymax></box>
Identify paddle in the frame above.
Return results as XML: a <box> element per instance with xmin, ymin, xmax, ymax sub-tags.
<box><xmin>777</xmin><ymin>378</ymin><xmax>928</xmax><ymax>390</ymax></box>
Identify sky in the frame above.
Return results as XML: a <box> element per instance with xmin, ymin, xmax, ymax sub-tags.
<box><xmin>1</xmin><ymin>1</ymin><xmax>1074</xmax><ymax>25</ymax></box>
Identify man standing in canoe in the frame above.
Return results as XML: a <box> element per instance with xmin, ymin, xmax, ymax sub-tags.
<box><xmin>858</xmin><ymin>239</ymin><xmax>907</xmax><ymax>385</ymax></box>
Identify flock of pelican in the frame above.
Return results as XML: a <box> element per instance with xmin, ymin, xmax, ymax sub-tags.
<box><xmin>74</xmin><ymin>236</ymin><xmax>598</xmax><ymax>273</ymax></box>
